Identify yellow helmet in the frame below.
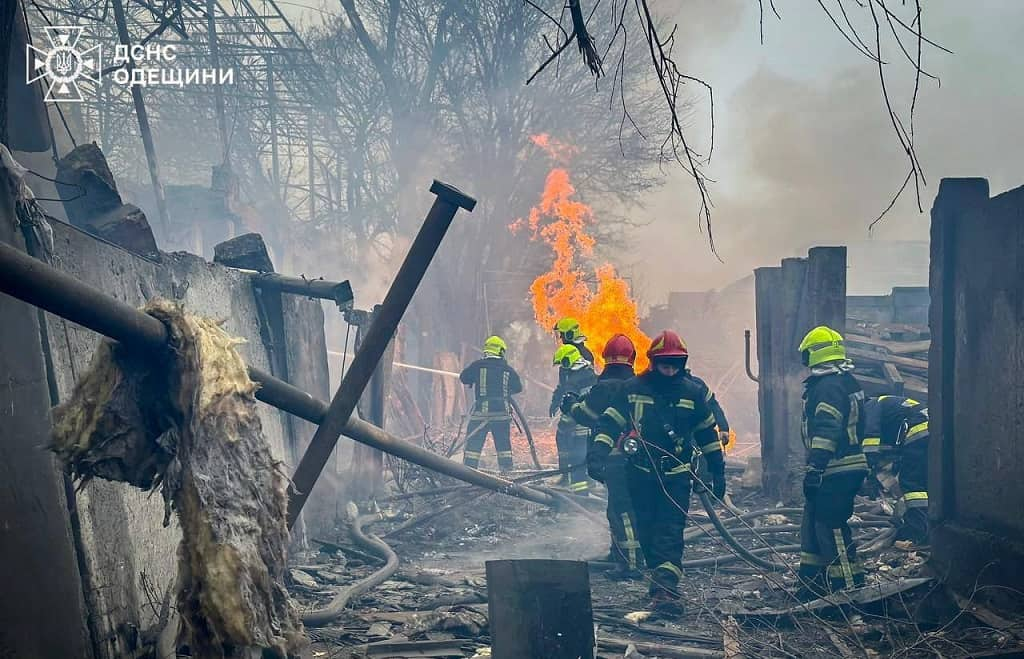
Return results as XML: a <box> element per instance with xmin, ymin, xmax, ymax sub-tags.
<box><xmin>483</xmin><ymin>335</ymin><xmax>507</xmax><ymax>357</ymax></box>
<box><xmin>553</xmin><ymin>317</ymin><xmax>582</xmax><ymax>342</ymax></box>
<box><xmin>798</xmin><ymin>325</ymin><xmax>846</xmax><ymax>367</ymax></box>
<box><xmin>553</xmin><ymin>344</ymin><xmax>582</xmax><ymax>368</ymax></box>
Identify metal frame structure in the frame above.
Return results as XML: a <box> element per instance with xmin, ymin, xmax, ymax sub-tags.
<box><xmin>25</xmin><ymin>0</ymin><xmax>349</xmax><ymax>238</ymax></box>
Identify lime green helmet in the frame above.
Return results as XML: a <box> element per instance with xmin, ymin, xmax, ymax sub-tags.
<box><xmin>553</xmin><ymin>317</ymin><xmax>583</xmax><ymax>342</ymax></box>
<box><xmin>798</xmin><ymin>325</ymin><xmax>846</xmax><ymax>367</ymax></box>
<box><xmin>483</xmin><ymin>335</ymin><xmax>507</xmax><ymax>357</ymax></box>
<box><xmin>553</xmin><ymin>344</ymin><xmax>582</xmax><ymax>368</ymax></box>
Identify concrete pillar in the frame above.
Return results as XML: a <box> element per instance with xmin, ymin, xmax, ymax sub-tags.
<box><xmin>927</xmin><ymin>178</ymin><xmax>990</xmax><ymax>522</ymax></box>
<box><xmin>753</xmin><ymin>247</ymin><xmax>847</xmax><ymax>502</ymax></box>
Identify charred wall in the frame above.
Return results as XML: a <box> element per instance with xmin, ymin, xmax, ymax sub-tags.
<box><xmin>0</xmin><ymin>208</ymin><xmax>332</xmax><ymax>656</ymax></box>
<box><xmin>929</xmin><ymin>178</ymin><xmax>1024</xmax><ymax>605</ymax></box>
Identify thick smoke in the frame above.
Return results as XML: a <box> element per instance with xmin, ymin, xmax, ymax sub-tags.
<box><xmin>628</xmin><ymin>0</ymin><xmax>1024</xmax><ymax>299</ymax></box>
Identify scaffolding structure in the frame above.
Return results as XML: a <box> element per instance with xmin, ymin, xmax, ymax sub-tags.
<box><xmin>25</xmin><ymin>0</ymin><xmax>348</xmax><ymax>245</ymax></box>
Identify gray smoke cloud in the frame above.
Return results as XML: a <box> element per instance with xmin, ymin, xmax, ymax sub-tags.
<box><xmin>628</xmin><ymin>0</ymin><xmax>1024</xmax><ymax>299</ymax></box>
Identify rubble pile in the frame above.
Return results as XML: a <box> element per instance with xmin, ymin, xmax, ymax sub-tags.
<box><xmin>289</xmin><ymin>469</ymin><xmax>1024</xmax><ymax>658</ymax></box>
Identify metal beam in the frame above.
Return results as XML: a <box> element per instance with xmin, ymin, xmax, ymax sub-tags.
<box><xmin>110</xmin><ymin>0</ymin><xmax>172</xmax><ymax>236</ymax></box>
<box><xmin>286</xmin><ymin>180</ymin><xmax>477</xmax><ymax>527</ymax></box>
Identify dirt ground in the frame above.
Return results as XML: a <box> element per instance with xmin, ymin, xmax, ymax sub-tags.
<box><xmin>292</xmin><ymin>466</ymin><xmax>1024</xmax><ymax>659</ymax></box>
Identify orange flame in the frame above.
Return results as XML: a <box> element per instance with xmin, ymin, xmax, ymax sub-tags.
<box><xmin>513</xmin><ymin>138</ymin><xmax>652</xmax><ymax>371</ymax></box>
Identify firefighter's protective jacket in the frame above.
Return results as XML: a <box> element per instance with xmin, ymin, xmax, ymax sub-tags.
<box><xmin>862</xmin><ymin>395</ymin><xmax>928</xmax><ymax>465</ymax></box>
<box><xmin>550</xmin><ymin>363</ymin><xmax>597</xmax><ymax>415</ymax></box>
<box><xmin>460</xmin><ymin>356</ymin><xmax>523</xmax><ymax>421</ymax></box>
<box><xmin>568</xmin><ymin>363</ymin><xmax>633</xmax><ymax>430</ymax></box>
<box><xmin>802</xmin><ymin>362</ymin><xmax>868</xmax><ymax>477</ymax></box>
<box><xmin>594</xmin><ymin>371</ymin><xmax>723</xmax><ymax>477</ymax></box>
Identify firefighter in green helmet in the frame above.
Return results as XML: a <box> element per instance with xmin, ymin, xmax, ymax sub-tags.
<box><xmin>796</xmin><ymin>325</ymin><xmax>869</xmax><ymax>599</ymax></box>
<box><xmin>550</xmin><ymin>343</ymin><xmax>597</xmax><ymax>493</ymax></box>
<box><xmin>459</xmin><ymin>336</ymin><xmax>523</xmax><ymax>471</ymax></box>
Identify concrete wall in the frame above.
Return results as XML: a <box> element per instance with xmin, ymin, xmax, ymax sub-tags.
<box><xmin>0</xmin><ymin>212</ymin><xmax>333</xmax><ymax>656</ymax></box>
<box><xmin>754</xmin><ymin>247</ymin><xmax>847</xmax><ymax>502</ymax></box>
<box><xmin>929</xmin><ymin>178</ymin><xmax>1024</xmax><ymax>606</ymax></box>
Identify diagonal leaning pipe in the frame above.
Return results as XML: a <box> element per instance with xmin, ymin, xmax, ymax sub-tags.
<box><xmin>0</xmin><ymin>238</ymin><xmax>555</xmax><ymax>511</ymax></box>
<box><xmin>286</xmin><ymin>180</ymin><xmax>477</xmax><ymax>527</ymax></box>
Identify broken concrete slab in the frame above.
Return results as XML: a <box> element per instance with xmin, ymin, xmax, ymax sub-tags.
<box><xmin>89</xmin><ymin>204</ymin><xmax>159</xmax><ymax>258</ymax></box>
<box><xmin>56</xmin><ymin>143</ymin><xmax>123</xmax><ymax>227</ymax></box>
<box><xmin>213</xmin><ymin>232</ymin><xmax>275</xmax><ymax>272</ymax></box>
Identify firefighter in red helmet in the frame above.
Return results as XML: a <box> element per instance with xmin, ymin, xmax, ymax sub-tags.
<box><xmin>562</xmin><ymin>334</ymin><xmax>643</xmax><ymax>577</ymax></box>
<box><xmin>594</xmin><ymin>331</ymin><xmax>726</xmax><ymax>613</ymax></box>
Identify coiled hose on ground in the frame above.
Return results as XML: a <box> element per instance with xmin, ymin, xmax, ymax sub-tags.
<box><xmin>695</xmin><ymin>492</ymin><xmax>792</xmax><ymax>572</ymax></box>
<box><xmin>302</xmin><ymin>513</ymin><xmax>400</xmax><ymax>627</ymax></box>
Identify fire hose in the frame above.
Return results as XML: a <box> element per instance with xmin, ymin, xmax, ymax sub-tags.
<box><xmin>302</xmin><ymin>513</ymin><xmax>400</xmax><ymax>627</ymax></box>
<box><xmin>510</xmin><ymin>397</ymin><xmax>542</xmax><ymax>470</ymax></box>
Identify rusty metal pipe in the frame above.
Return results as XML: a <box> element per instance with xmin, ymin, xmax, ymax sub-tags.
<box><xmin>286</xmin><ymin>181</ymin><xmax>476</xmax><ymax>527</ymax></box>
<box><xmin>744</xmin><ymin>329</ymin><xmax>759</xmax><ymax>383</ymax></box>
<box><xmin>0</xmin><ymin>240</ymin><xmax>555</xmax><ymax>510</ymax></box>
<box><xmin>251</xmin><ymin>272</ymin><xmax>353</xmax><ymax>310</ymax></box>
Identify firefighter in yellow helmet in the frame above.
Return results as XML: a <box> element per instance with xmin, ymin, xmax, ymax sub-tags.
<box><xmin>554</xmin><ymin>317</ymin><xmax>595</xmax><ymax>364</ymax></box>
<box><xmin>459</xmin><ymin>336</ymin><xmax>523</xmax><ymax>471</ymax></box>
<box><xmin>861</xmin><ymin>395</ymin><xmax>930</xmax><ymax>547</ymax></box>
<box><xmin>797</xmin><ymin>326</ymin><xmax>868</xmax><ymax>599</ymax></box>
<box><xmin>550</xmin><ymin>344</ymin><xmax>597</xmax><ymax>493</ymax></box>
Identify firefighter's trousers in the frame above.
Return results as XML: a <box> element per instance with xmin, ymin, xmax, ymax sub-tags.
<box><xmin>896</xmin><ymin>440</ymin><xmax>929</xmax><ymax>543</ymax></box>
<box><xmin>799</xmin><ymin>471</ymin><xmax>867</xmax><ymax>593</ymax></box>
<box><xmin>603</xmin><ymin>453</ymin><xmax>643</xmax><ymax>570</ymax></box>
<box><xmin>463</xmin><ymin>417</ymin><xmax>513</xmax><ymax>471</ymax></box>
<box><xmin>556</xmin><ymin>414</ymin><xmax>590</xmax><ymax>494</ymax></box>
<box><xmin>627</xmin><ymin>464</ymin><xmax>691</xmax><ymax>595</ymax></box>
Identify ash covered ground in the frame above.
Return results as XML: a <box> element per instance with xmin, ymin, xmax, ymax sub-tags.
<box><xmin>291</xmin><ymin>466</ymin><xmax>1022</xmax><ymax>659</ymax></box>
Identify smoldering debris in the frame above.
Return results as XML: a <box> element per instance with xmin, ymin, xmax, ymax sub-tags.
<box><xmin>51</xmin><ymin>299</ymin><xmax>304</xmax><ymax>658</ymax></box>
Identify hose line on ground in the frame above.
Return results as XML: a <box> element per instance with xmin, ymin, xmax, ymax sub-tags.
<box><xmin>302</xmin><ymin>513</ymin><xmax>399</xmax><ymax>627</ymax></box>
<box><xmin>696</xmin><ymin>492</ymin><xmax>792</xmax><ymax>572</ymax></box>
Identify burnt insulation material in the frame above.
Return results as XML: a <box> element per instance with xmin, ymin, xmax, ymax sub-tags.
<box><xmin>51</xmin><ymin>299</ymin><xmax>305</xmax><ymax>658</ymax></box>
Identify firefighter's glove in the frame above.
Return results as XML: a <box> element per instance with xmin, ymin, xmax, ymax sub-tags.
<box><xmin>719</xmin><ymin>430</ymin><xmax>731</xmax><ymax>448</ymax></box>
<box><xmin>588</xmin><ymin>443</ymin><xmax>611</xmax><ymax>483</ymax></box>
<box><xmin>548</xmin><ymin>400</ymin><xmax>559</xmax><ymax>418</ymax></box>
<box><xmin>711</xmin><ymin>472</ymin><xmax>727</xmax><ymax>501</ymax></box>
<box><xmin>803</xmin><ymin>468</ymin><xmax>824</xmax><ymax>499</ymax></box>
<box><xmin>559</xmin><ymin>392</ymin><xmax>579</xmax><ymax>416</ymax></box>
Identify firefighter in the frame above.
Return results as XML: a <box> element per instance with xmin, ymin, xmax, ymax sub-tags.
<box><xmin>561</xmin><ymin>334</ymin><xmax>643</xmax><ymax>577</ymax></box>
<box><xmin>594</xmin><ymin>331</ymin><xmax>726</xmax><ymax>612</ymax></box>
<box><xmin>797</xmin><ymin>326</ymin><xmax>869</xmax><ymax>600</ymax></box>
<box><xmin>686</xmin><ymin>369</ymin><xmax>733</xmax><ymax>451</ymax></box>
<box><xmin>550</xmin><ymin>344</ymin><xmax>597</xmax><ymax>493</ymax></box>
<box><xmin>862</xmin><ymin>395</ymin><xmax>929</xmax><ymax>546</ymax></box>
<box><xmin>554</xmin><ymin>317</ymin><xmax>595</xmax><ymax>364</ymax></box>
<box><xmin>459</xmin><ymin>336</ymin><xmax>523</xmax><ymax>471</ymax></box>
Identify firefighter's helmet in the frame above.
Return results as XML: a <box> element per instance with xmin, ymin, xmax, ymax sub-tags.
<box><xmin>602</xmin><ymin>333</ymin><xmax>636</xmax><ymax>366</ymax></box>
<box><xmin>798</xmin><ymin>325</ymin><xmax>846</xmax><ymax>367</ymax></box>
<box><xmin>646</xmin><ymin>330</ymin><xmax>689</xmax><ymax>361</ymax></box>
<box><xmin>554</xmin><ymin>317</ymin><xmax>583</xmax><ymax>343</ymax></box>
<box><xmin>483</xmin><ymin>335</ymin><xmax>507</xmax><ymax>358</ymax></box>
<box><xmin>553</xmin><ymin>344</ymin><xmax>583</xmax><ymax>368</ymax></box>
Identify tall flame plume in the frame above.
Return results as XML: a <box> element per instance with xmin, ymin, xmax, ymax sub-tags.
<box><xmin>511</xmin><ymin>134</ymin><xmax>651</xmax><ymax>371</ymax></box>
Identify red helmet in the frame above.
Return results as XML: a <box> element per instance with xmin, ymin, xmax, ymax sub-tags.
<box><xmin>646</xmin><ymin>330</ymin><xmax>689</xmax><ymax>360</ymax></box>
<box><xmin>602</xmin><ymin>334</ymin><xmax>636</xmax><ymax>366</ymax></box>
